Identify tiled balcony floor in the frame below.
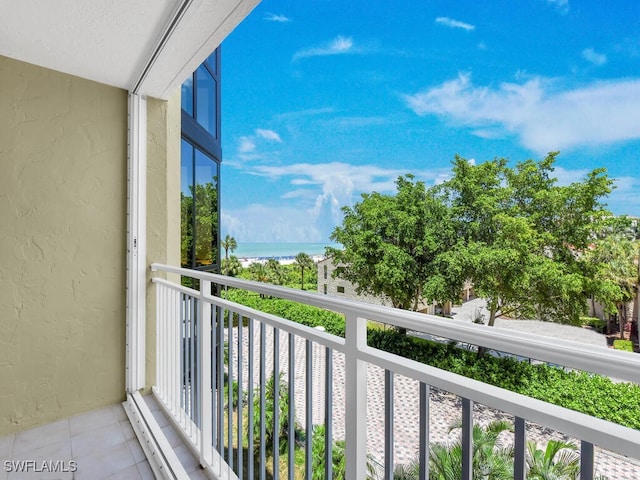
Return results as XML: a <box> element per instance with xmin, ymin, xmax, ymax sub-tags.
<box><xmin>0</xmin><ymin>399</ymin><xmax>207</xmax><ymax>480</ymax></box>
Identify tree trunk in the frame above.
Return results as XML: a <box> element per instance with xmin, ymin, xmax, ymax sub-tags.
<box><xmin>619</xmin><ymin>303</ymin><xmax>627</xmax><ymax>339</ymax></box>
<box><xmin>478</xmin><ymin>301</ymin><xmax>498</xmax><ymax>358</ymax></box>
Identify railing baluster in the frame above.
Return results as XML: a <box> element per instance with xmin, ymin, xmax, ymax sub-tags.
<box><xmin>273</xmin><ymin>327</ymin><xmax>280</xmax><ymax>480</ymax></box>
<box><xmin>173</xmin><ymin>289</ymin><xmax>180</xmax><ymax>417</ymax></box>
<box><xmin>227</xmin><ymin>312</ymin><xmax>234</xmax><ymax>469</ymax></box>
<box><xmin>191</xmin><ymin>295</ymin><xmax>197</xmax><ymax>429</ymax></box>
<box><xmin>461</xmin><ymin>398</ymin><xmax>473</xmax><ymax>480</ymax></box>
<box><xmin>199</xmin><ymin>279</ymin><xmax>212</xmax><ymax>465</ymax></box>
<box><xmin>216</xmin><ymin>305</ymin><xmax>224</xmax><ymax>455</ymax></box>
<box><xmin>419</xmin><ymin>382</ymin><xmax>429</xmax><ymax>480</ymax></box>
<box><xmin>288</xmin><ymin>333</ymin><xmax>295</xmax><ymax>480</ymax></box>
<box><xmin>580</xmin><ymin>441</ymin><xmax>594</xmax><ymax>480</ymax></box>
<box><xmin>247</xmin><ymin>317</ymin><xmax>255</xmax><ymax>480</ymax></box>
<box><xmin>211</xmin><ymin>305</ymin><xmax>218</xmax><ymax>457</ymax></box>
<box><xmin>305</xmin><ymin>339</ymin><xmax>313</xmax><ymax>480</ymax></box>
<box><xmin>237</xmin><ymin>315</ymin><xmax>244</xmax><ymax>479</ymax></box>
<box><xmin>514</xmin><ymin>417</ymin><xmax>526</xmax><ymax>480</ymax></box>
<box><xmin>325</xmin><ymin>346</ymin><xmax>333</xmax><ymax>480</ymax></box>
<box><xmin>385</xmin><ymin>369</ymin><xmax>394</xmax><ymax>480</ymax></box>
<box><xmin>259</xmin><ymin>322</ymin><xmax>266</xmax><ymax>480</ymax></box>
<box><xmin>344</xmin><ymin>311</ymin><xmax>367</xmax><ymax>480</ymax></box>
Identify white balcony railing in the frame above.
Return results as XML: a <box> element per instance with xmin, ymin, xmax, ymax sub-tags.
<box><xmin>150</xmin><ymin>263</ymin><xmax>640</xmax><ymax>480</ymax></box>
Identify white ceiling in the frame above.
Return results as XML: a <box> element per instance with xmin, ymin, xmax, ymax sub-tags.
<box><xmin>0</xmin><ymin>0</ymin><xmax>259</xmax><ymax>99</ymax></box>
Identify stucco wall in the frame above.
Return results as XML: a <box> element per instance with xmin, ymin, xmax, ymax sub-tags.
<box><xmin>145</xmin><ymin>93</ymin><xmax>181</xmax><ymax>390</ymax></box>
<box><xmin>0</xmin><ymin>56</ymin><xmax>127</xmax><ymax>435</ymax></box>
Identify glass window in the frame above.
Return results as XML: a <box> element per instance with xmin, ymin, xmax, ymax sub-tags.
<box><xmin>181</xmin><ymin>74</ymin><xmax>194</xmax><ymax>117</ymax></box>
<box><xmin>194</xmin><ymin>149</ymin><xmax>218</xmax><ymax>267</ymax></box>
<box><xmin>206</xmin><ymin>50</ymin><xmax>218</xmax><ymax>74</ymax></box>
<box><xmin>196</xmin><ymin>65</ymin><xmax>217</xmax><ymax>137</ymax></box>
<box><xmin>181</xmin><ymin>47</ymin><xmax>221</xmax><ymax>273</ymax></box>
<box><xmin>181</xmin><ymin>140</ymin><xmax>194</xmax><ymax>269</ymax></box>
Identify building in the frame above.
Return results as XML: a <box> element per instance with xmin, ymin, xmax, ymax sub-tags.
<box><xmin>317</xmin><ymin>257</ymin><xmax>474</xmax><ymax>316</ymax></box>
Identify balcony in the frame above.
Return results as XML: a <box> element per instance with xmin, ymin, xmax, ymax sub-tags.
<box><xmin>149</xmin><ymin>263</ymin><xmax>640</xmax><ymax>480</ymax></box>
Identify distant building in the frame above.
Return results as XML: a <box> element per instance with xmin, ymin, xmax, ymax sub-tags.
<box><xmin>316</xmin><ymin>257</ymin><xmax>475</xmax><ymax>316</ymax></box>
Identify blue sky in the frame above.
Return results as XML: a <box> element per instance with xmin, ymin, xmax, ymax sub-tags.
<box><xmin>221</xmin><ymin>0</ymin><xmax>640</xmax><ymax>243</ymax></box>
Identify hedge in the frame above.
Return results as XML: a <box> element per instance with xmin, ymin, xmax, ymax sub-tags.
<box><xmin>223</xmin><ymin>289</ymin><xmax>640</xmax><ymax>430</ymax></box>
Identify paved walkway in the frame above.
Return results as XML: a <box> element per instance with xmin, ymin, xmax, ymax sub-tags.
<box><xmin>225</xmin><ymin>317</ymin><xmax>639</xmax><ymax>479</ymax></box>
<box><xmin>450</xmin><ymin>298</ymin><xmax>608</xmax><ymax>347</ymax></box>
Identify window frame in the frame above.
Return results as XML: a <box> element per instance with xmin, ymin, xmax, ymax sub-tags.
<box><xmin>181</xmin><ymin>47</ymin><xmax>222</xmax><ymax>273</ymax></box>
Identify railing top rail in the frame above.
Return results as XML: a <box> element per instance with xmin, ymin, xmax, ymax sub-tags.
<box><xmin>361</xmin><ymin>345</ymin><xmax>640</xmax><ymax>460</ymax></box>
<box><xmin>151</xmin><ymin>263</ymin><xmax>640</xmax><ymax>384</ymax></box>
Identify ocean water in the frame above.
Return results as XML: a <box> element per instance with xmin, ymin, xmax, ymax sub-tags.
<box><xmin>222</xmin><ymin>242</ymin><xmax>339</xmax><ymax>260</ymax></box>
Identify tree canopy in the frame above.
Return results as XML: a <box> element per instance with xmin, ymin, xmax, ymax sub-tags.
<box><xmin>328</xmin><ymin>153</ymin><xmax>617</xmax><ymax>326</ymax></box>
<box><xmin>327</xmin><ymin>174</ymin><xmax>458</xmax><ymax>311</ymax></box>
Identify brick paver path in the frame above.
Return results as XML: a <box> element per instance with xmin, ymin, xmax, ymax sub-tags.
<box><xmin>226</xmin><ymin>324</ymin><xmax>640</xmax><ymax>479</ymax></box>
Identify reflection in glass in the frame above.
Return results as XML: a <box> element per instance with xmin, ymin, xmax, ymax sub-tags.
<box><xmin>196</xmin><ymin>65</ymin><xmax>217</xmax><ymax>137</ymax></box>
<box><xmin>181</xmin><ymin>141</ymin><xmax>219</xmax><ymax>269</ymax></box>
<box><xmin>194</xmin><ymin>149</ymin><xmax>218</xmax><ymax>267</ymax></box>
<box><xmin>181</xmin><ymin>74</ymin><xmax>194</xmax><ymax>116</ymax></box>
<box><xmin>180</xmin><ymin>140</ymin><xmax>194</xmax><ymax>268</ymax></box>
<box><xmin>206</xmin><ymin>50</ymin><xmax>217</xmax><ymax>74</ymax></box>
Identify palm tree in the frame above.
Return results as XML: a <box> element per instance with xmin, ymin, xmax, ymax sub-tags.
<box><xmin>221</xmin><ymin>255</ymin><xmax>242</xmax><ymax>277</ymax></box>
<box><xmin>265</xmin><ymin>258</ymin><xmax>285</xmax><ymax>285</ymax></box>
<box><xmin>221</xmin><ymin>234</ymin><xmax>237</xmax><ymax>260</ymax></box>
<box><xmin>526</xmin><ymin>440</ymin><xmax>579</xmax><ymax>480</ymax></box>
<box><xmin>429</xmin><ymin>420</ymin><xmax>513</xmax><ymax>480</ymax></box>
<box><xmin>294</xmin><ymin>252</ymin><xmax>315</xmax><ymax>290</ymax></box>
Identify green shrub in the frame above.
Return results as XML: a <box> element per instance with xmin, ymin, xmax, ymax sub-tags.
<box><xmin>580</xmin><ymin>316</ymin><xmax>607</xmax><ymax>333</ymax></box>
<box><xmin>224</xmin><ymin>290</ymin><xmax>640</xmax><ymax>429</ymax></box>
<box><xmin>613</xmin><ymin>339</ymin><xmax>633</xmax><ymax>352</ymax></box>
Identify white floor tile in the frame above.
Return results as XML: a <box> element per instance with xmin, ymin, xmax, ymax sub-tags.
<box><xmin>74</xmin><ymin>441</ymin><xmax>135</xmax><ymax>480</ymax></box>
<box><xmin>136</xmin><ymin>461</ymin><xmax>155</xmax><ymax>480</ymax></box>
<box><xmin>0</xmin><ymin>434</ymin><xmax>14</xmax><ymax>458</ymax></box>
<box><xmin>12</xmin><ymin>420</ymin><xmax>68</xmax><ymax>455</ymax></box>
<box><xmin>174</xmin><ymin>443</ymin><xmax>199</xmax><ymax>473</ymax></box>
<box><xmin>150</xmin><ymin>408</ymin><xmax>169</xmax><ymax>428</ymax></box>
<box><xmin>119</xmin><ymin>420</ymin><xmax>136</xmax><ymax>441</ymax></box>
<box><xmin>160</xmin><ymin>424</ymin><xmax>183</xmax><ymax>448</ymax></box>
<box><xmin>105</xmin><ymin>463</ymin><xmax>142</xmax><ymax>479</ymax></box>
<box><xmin>71</xmin><ymin>422</ymin><xmax>126</xmax><ymax>459</ymax></box>
<box><xmin>69</xmin><ymin>407</ymin><xmax>118</xmax><ymax>437</ymax></box>
<box><xmin>126</xmin><ymin>439</ymin><xmax>146</xmax><ymax>464</ymax></box>
<box><xmin>111</xmin><ymin>404</ymin><xmax>128</xmax><ymax>422</ymax></box>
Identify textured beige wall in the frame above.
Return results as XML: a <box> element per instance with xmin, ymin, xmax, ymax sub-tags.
<box><xmin>145</xmin><ymin>92</ymin><xmax>181</xmax><ymax>390</ymax></box>
<box><xmin>0</xmin><ymin>56</ymin><xmax>127</xmax><ymax>435</ymax></box>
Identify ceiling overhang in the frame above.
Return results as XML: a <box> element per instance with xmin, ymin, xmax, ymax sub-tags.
<box><xmin>0</xmin><ymin>0</ymin><xmax>259</xmax><ymax>99</ymax></box>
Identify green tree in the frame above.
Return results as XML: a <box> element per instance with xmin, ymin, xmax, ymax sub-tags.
<box><xmin>266</xmin><ymin>258</ymin><xmax>285</xmax><ymax>285</ymax></box>
<box><xmin>438</xmin><ymin>153</ymin><xmax>613</xmax><ymax>327</ymax></box>
<box><xmin>221</xmin><ymin>255</ymin><xmax>242</xmax><ymax>277</ymax></box>
<box><xmin>328</xmin><ymin>175</ymin><xmax>459</xmax><ymax>315</ymax></box>
<box><xmin>587</xmin><ymin>234</ymin><xmax>639</xmax><ymax>337</ymax></box>
<box><xmin>294</xmin><ymin>252</ymin><xmax>315</xmax><ymax>290</ymax></box>
<box><xmin>181</xmin><ymin>182</ymin><xmax>219</xmax><ymax>268</ymax></box>
<box><xmin>526</xmin><ymin>440</ymin><xmax>579</xmax><ymax>480</ymax></box>
<box><xmin>249</xmin><ymin>262</ymin><xmax>269</xmax><ymax>283</ymax></box>
<box><xmin>429</xmin><ymin>420</ymin><xmax>514</xmax><ymax>480</ymax></box>
<box><xmin>221</xmin><ymin>234</ymin><xmax>237</xmax><ymax>260</ymax></box>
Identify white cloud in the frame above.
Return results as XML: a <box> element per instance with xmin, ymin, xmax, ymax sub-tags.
<box><xmin>546</xmin><ymin>0</ymin><xmax>569</xmax><ymax>14</ymax></box>
<box><xmin>256</xmin><ymin>129</ymin><xmax>283</xmax><ymax>142</ymax></box>
<box><xmin>293</xmin><ymin>36</ymin><xmax>355</xmax><ymax>61</ymax></box>
<box><xmin>222</xmin><ymin>205</ymin><xmax>324</xmax><ymax>243</ymax></box>
<box><xmin>264</xmin><ymin>13</ymin><xmax>290</xmax><ymax>23</ymax></box>
<box><xmin>403</xmin><ymin>73</ymin><xmax>640</xmax><ymax>153</ymax></box>
<box><xmin>227</xmin><ymin>161</ymin><xmax>450</xmax><ymax>242</ymax></box>
<box><xmin>582</xmin><ymin>48</ymin><xmax>607</xmax><ymax>66</ymax></box>
<box><xmin>435</xmin><ymin>17</ymin><xmax>475</xmax><ymax>31</ymax></box>
<box><xmin>238</xmin><ymin>136</ymin><xmax>256</xmax><ymax>153</ymax></box>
